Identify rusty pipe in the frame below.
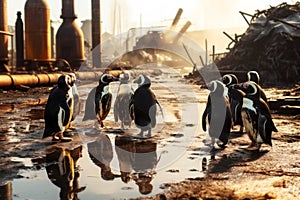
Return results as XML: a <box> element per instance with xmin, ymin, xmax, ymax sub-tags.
<box><xmin>0</xmin><ymin>69</ymin><xmax>160</xmax><ymax>88</ymax></box>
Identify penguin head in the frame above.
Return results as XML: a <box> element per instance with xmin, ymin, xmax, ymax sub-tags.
<box><xmin>133</xmin><ymin>74</ymin><xmax>151</xmax><ymax>87</ymax></box>
<box><xmin>119</xmin><ymin>71</ymin><xmax>131</xmax><ymax>83</ymax></box>
<box><xmin>57</xmin><ymin>75</ymin><xmax>71</xmax><ymax>90</ymax></box>
<box><xmin>99</xmin><ymin>73</ymin><xmax>118</xmax><ymax>85</ymax></box>
<box><xmin>234</xmin><ymin>81</ymin><xmax>260</xmax><ymax>97</ymax></box>
<box><xmin>222</xmin><ymin>74</ymin><xmax>238</xmax><ymax>86</ymax></box>
<box><xmin>206</xmin><ymin>80</ymin><xmax>225</xmax><ymax>96</ymax></box>
<box><xmin>68</xmin><ymin>73</ymin><xmax>76</xmax><ymax>87</ymax></box>
<box><xmin>247</xmin><ymin>71</ymin><xmax>260</xmax><ymax>84</ymax></box>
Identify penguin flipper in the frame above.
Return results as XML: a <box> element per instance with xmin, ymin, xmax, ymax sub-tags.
<box><xmin>202</xmin><ymin>110</ymin><xmax>207</xmax><ymax>132</ymax></box>
<box><xmin>129</xmin><ymin>94</ymin><xmax>135</xmax><ymax>120</ymax></box>
<box><xmin>114</xmin><ymin>96</ymin><xmax>120</xmax><ymax>122</ymax></box>
<box><xmin>99</xmin><ymin>93</ymin><xmax>112</xmax><ymax>121</ymax></box>
<box><xmin>258</xmin><ymin>113</ymin><xmax>267</xmax><ymax>142</ymax></box>
<box><xmin>150</xmin><ymin>104</ymin><xmax>157</xmax><ymax>128</ymax></box>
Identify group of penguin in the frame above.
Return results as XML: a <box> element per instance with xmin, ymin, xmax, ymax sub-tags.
<box><xmin>202</xmin><ymin>71</ymin><xmax>278</xmax><ymax>151</ymax></box>
<box><xmin>43</xmin><ymin>72</ymin><xmax>159</xmax><ymax>142</ymax></box>
<box><xmin>43</xmin><ymin>70</ymin><xmax>277</xmax><ymax>150</ymax></box>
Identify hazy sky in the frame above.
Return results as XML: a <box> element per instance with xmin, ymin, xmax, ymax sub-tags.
<box><xmin>7</xmin><ymin>0</ymin><xmax>295</xmax><ymax>33</ymax></box>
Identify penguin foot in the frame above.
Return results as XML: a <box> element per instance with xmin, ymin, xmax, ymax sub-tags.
<box><xmin>64</xmin><ymin>132</ymin><xmax>74</xmax><ymax>137</ymax></box>
<box><xmin>59</xmin><ymin>137</ymin><xmax>73</xmax><ymax>142</ymax></box>
<box><xmin>246</xmin><ymin>143</ymin><xmax>261</xmax><ymax>151</ymax></box>
<box><xmin>52</xmin><ymin>133</ymin><xmax>72</xmax><ymax>142</ymax></box>
<box><xmin>137</xmin><ymin>131</ymin><xmax>144</xmax><ymax>138</ymax></box>
<box><xmin>146</xmin><ymin>130</ymin><xmax>152</xmax><ymax>138</ymax></box>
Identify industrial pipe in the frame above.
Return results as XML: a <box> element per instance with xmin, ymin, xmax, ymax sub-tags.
<box><xmin>0</xmin><ymin>69</ymin><xmax>161</xmax><ymax>88</ymax></box>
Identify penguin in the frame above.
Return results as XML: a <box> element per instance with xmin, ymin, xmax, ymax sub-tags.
<box><xmin>222</xmin><ymin>74</ymin><xmax>238</xmax><ymax>87</ymax></box>
<box><xmin>129</xmin><ymin>74</ymin><xmax>159</xmax><ymax>138</ymax></box>
<box><xmin>247</xmin><ymin>70</ymin><xmax>268</xmax><ymax>104</ymax></box>
<box><xmin>221</xmin><ymin>74</ymin><xmax>244</xmax><ymax>133</ymax></box>
<box><xmin>233</xmin><ymin>81</ymin><xmax>278</xmax><ymax>150</ymax></box>
<box><xmin>114</xmin><ymin>71</ymin><xmax>134</xmax><ymax>129</ymax></box>
<box><xmin>43</xmin><ymin>75</ymin><xmax>72</xmax><ymax>141</ymax></box>
<box><xmin>202</xmin><ymin>80</ymin><xmax>232</xmax><ymax>147</ymax></box>
<box><xmin>83</xmin><ymin>73</ymin><xmax>118</xmax><ymax>128</ymax></box>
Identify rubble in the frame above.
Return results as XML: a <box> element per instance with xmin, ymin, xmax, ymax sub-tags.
<box><xmin>216</xmin><ymin>2</ymin><xmax>300</xmax><ymax>85</ymax></box>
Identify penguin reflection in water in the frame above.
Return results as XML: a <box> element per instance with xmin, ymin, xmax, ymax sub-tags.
<box><xmin>83</xmin><ymin>73</ymin><xmax>118</xmax><ymax>128</ymax></box>
<box><xmin>87</xmin><ymin>133</ymin><xmax>115</xmax><ymax>180</ymax></box>
<box><xmin>233</xmin><ymin>81</ymin><xmax>277</xmax><ymax>150</ymax></box>
<box><xmin>114</xmin><ymin>71</ymin><xmax>134</xmax><ymax>129</ymax></box>
<box><xmin>45</xmin><ymin>146</ymin><xmax>85</xmax><ymax>199</ymax></box>
<box><xmin>129</xmin><ymin>74</ymin><xmax>161</xmax><ymax>138</ymax></box>
<box><xmin>43</xmin><ymin>75</ymin><xmax>73</xmax><ymax>142</ymax></box>
<box><xmin>202</xmin><ymin>80</ymin><xmax>232</xmax><ymax>147</ymax></box>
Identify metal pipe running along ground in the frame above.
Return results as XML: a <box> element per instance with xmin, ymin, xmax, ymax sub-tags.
<box><xmin>0</xmin><ymin>70</ymin><xmax>152</xmax><ymax>88</ymax></box>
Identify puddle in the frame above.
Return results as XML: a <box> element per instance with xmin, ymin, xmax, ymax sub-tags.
<box><xmin>10</xmin><ymin>131</ymin><xmax>210</xmax><ymax>200</ymax></box>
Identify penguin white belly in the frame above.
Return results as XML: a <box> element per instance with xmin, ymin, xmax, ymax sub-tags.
<box><xmin>118</xmin><ymin>84</ymin><xmax>132</xmax><ymax>95</ymax></box>
<box><xmin>58</xmin><ymin>106</ymin><xmax>66</xmax><ymax>132</ymax></box>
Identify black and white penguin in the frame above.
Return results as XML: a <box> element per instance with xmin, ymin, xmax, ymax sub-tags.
<box><xmin>83</xmin><ymin>73</ymin><xmax>118</xmax><ymax>128</ymax></box>
<box><xmin>202</xmin><ymin>80</ymin><xmax>232</xmax><ymax>147</ymax></box>
<box><xmin>129</xmin><ymin>74</ymin><xmax>159</xmax><ymax>138</ymax></box>
<box><xmin>222</xmin><ymin>74</ymin><xmax>238</xmax><ymax>91</ymax></box>
<box><xmin>43</xmin><ymin>75</ymin><xmax>73</xmax><ymax>141</ymax></box>
<box><xmin>114</xmin><ymin>71</ymin><xmax>134</xmax><ymax>129</ymax></box>
<box><xmin>247</xmin><ymin>70</ymin><xmax>268</xmax><ymax>104</ymax></box>
<box><xmin>222</xmin><ymin>74</ymin><xmax>244</xmax><ymax>133</ymax></box>
<box><xmin>233</xmin><ymin>81</ymin><xmax>278</xmax><ymax>150</ymax></box>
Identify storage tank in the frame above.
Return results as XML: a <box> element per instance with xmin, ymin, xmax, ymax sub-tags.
<box><xmin>24</xmin><ymin>0</ymin><xmax>51</xmax><ymax>61</ymax></box>
<box><xmin>0</xmin><ymin>0</ymin><xmax>9</xmax><ymax>66</ymax></box>
<box><xmin>56</xmin><ymin>0</ymin><xmax>85</xmax><ymax>70</ymax></box>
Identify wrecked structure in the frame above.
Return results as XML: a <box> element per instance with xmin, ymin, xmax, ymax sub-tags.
<box><xmin>216</xmin><ymin>2</ymin><xmax>300</xmax><ymax>85</ymax></box>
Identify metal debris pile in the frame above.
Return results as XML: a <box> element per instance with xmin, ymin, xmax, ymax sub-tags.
<box><xmin>216</xmin><ymin>2</ymin><xmax>300</xmax><ymax>85</ymax></box>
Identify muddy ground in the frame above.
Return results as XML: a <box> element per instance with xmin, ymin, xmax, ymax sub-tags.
<box><xmin>0</xmin><ymin>72</ymin><xmax>300</xmax><ymax>200</ymax></box>
<box><xmin>136</xmin><ymin>86</ymin><xmax>300</xmax><ymax>200</ymax></box>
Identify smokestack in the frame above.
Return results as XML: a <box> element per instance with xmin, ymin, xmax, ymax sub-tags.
<box><xmin>15</xmin><ymin>11</ymin><xmax>24</xmax><ymax>70</ymax></box>
<box><xmin>0</xmin><ymin>0</ymin><xmax>9</xmax><ymax>68</ymax></box>
<box><xmin>173</xmin><ymin>21</ymin><xmax>192</xmax><ymax>44</ymax></box>
<box><xmin>170</xmin><ymin>8</ymin><xmax>183</xmax><ymax>30</ymax></box>
<box><xmin>56</xmin><ymin>0</ymin><xmax>85</xmax><ymax>70</ymax></box>
<box><xmin>24</xmin><ymin>0</ymin><xmax>51</xmax><ymax>61</ymax></box>
<box><xmin>61</xmin><ymin>0</ymin><xmax>76</xmax><ymax>19</ymax></box>
<box><xmin>91</xmin><ymin>0</ymin><xmax>101</xmax><ymax>67</ymax></box>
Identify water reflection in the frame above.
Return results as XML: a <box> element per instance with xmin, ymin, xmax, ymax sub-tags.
<box><xmin>45</xmin><ymin>146</ymin><xmax>85</xmax><ymax>200</ymax></box>
<box><xmin>87</xmin><ymin>133</ymin><xmax>116</xmax><ymax>181</ymax></box>
<box><xmin>115</xmin><ymin>135</ymin><xmax>159</xmax><ymax>195</ymax></box>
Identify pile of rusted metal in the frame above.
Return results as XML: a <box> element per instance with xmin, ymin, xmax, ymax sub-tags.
<box><xmin>216</xmin><ymin>2</ymin><xmax>300</xmax><ymax>85</ymax></box>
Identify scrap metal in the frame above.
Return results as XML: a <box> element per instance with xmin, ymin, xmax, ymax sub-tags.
<box><xmin>216</xmin><ymin>2</ymin><xmax>300</xmax><ymax>85</ymax></box>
